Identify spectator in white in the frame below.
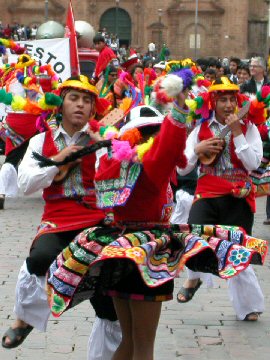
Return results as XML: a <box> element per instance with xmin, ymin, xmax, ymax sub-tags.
<box><xmin>148</xmin><ymin>42</ymin><xmax>156</xmax><ymax>57</ymax></box>
<box><xmin>101</xmin><ymin>27</ymin><xmax>107</xmax><ymax>37</ymax></box>
<box><xmin>30</xmin><ymin>25</ymin><xmax>37</xmax><ymax>40</ymax></box>
<box><xmin>16</xmin><ymin>25</ymin><xmax>23</xmax><ymax>40</ymax></box>
<box><xmin>153</xmin><ymin>61</ymin><xmax>166</xmax><ymax>77</ymax></box>
<box><xmin>110</xmin><ymin>37</ymin><xmax>119</xmax><ymax>54</ymax></box>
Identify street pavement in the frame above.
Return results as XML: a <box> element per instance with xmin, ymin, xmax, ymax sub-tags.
<box><xmin>0</xmin><ymin>172</ymin><xmax>270</xmax><ymax>359</ymax></box>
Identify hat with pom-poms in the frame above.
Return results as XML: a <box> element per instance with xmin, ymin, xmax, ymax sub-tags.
<box><xmin>153</xmin><ymin>66</ymin><xmax>194</xmax><ymax>105</ymax></box>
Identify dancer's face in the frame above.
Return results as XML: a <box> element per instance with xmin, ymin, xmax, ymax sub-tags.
<box><xmin>61</xmin><ymin>90</ymin><xmax>95</xmax><ymax>135</ymax></box>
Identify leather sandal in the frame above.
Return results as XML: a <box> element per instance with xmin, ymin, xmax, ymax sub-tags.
<box><xmin>243</xmin><ymin>312</ymin><xmax>259</xmax><ymax>321</ymax></box>
<box><xmin>177</xmin><ymin>279</ymin><xmax>203</xmax><ymax>303</ymax></box>
<box><xmin>2</xmin><ymin>325</ymin><xmax>33</xmax><ymax>349</ymax></box>
<box><xmin>0</xmin><ymin>195</ymin><xmax>5</xmax><ymax>210</ymax></box>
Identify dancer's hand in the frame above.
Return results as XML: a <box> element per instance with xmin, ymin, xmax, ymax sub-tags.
<box><xmin>51</xmin><ymin>145</ymin><xmax>83</xmax><ymax>163</ymax></box>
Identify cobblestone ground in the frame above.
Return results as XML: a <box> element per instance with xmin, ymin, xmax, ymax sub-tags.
<box><xmin>0</xmin><ymin>160</ymin><xmax>270</xmax><ymax>359</ymax></box>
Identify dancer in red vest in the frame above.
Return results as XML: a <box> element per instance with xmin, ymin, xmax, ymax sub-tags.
<box><xmin>177</xmin><ymin>77</ymin><xmax>265</xmax><ymax>322</ymax></box>
<box><xmin>1</xmin><ymin>75</ymin><xmax>116</xmax><ymax>350</ymax></box>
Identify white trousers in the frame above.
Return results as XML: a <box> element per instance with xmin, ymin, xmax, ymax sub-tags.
<box><xmin>14</xmin><ymin>261</ymin><xmax>50</xmax><ymax>332</ymax></box>
<box><xmin>186</xmin><ymin>266</ymin><xmax>264</xmax><ymax>319</ymax></box>
<box><xmin>227</xmin><ymin>265</ymin><xmax>264</xmax><ymax>320</ymax></box>
<box><xmin>87</xmin><ymin>318</ymin><xmax>122</xmax><ymax>360</ymax></box>
<box><xmin>170</xmin><ymin>189</ymin><xmax>193</xmax><ymax>225</ymax></box>
<box><xmin>14</xmin><ymin>261</ymin><xmax>122</xmax><ymax>358</ymax></box>
<box><xmin>172</xmin><ymin>189</ymin><xmax>264</xmax><ymax>319</ymax></box>
<box><xmin>0</xmin><ymin>162</ymin><xmax>19</xmax><ymax>196</ymax></box>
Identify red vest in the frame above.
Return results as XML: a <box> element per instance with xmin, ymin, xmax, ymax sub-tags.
<box><xmin>198</xmin><ymin>120</ymin><xmax>248</xmax><ymax>172</ymax></box>
<box><xmin>195</xmin><ymin>120</ymin><xmax>255</xmax><ymax>212</ymax></box>
<box><xmin>38</xmin><ymin>129</ymin><xmax>105</xmax><ymax>233</ymax></box>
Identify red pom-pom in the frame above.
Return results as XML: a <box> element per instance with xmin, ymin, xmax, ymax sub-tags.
<box><xmin>257</xmin><ymin>123</ymin><xmax>269</xmax><ymax>141</ymax></box>
<box><xmin>261</xmin><ymin>85</ymin><xmax>270</xmax><ymax>99</ymax></box>
<box><xmin>247</xmin><ymin>100</ymin><xmax>266</xmax><ymax>125</ymax></box>
<box><xmin>96</xmin><ymin>97</ymin><xmax>111</xmax><ymax>116</ymax></box>
<box><xmin>89</xmin><ymin>119</ymin><xmax>101</xmax><ymax>132</ymax></box>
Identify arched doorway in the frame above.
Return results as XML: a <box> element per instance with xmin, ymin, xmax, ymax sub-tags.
<box><xmin>100</xmin><ymin>7</ymin><xmax>131</xmax><ymax>47</ymax></box>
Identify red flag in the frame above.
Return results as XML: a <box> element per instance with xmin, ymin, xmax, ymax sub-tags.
<box><xmin>65</xmin><ymin>0</ymin><xmax>80</xmax><ymax>76</ymax></box>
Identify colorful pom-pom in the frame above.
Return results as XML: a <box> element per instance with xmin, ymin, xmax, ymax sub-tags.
<box><xmin>120</xmin><ymin>128</ymin><xmax>142</xmax><ymax>147</ymax></box>
<box><xmin>111</xmin><ymin>139</ymin><xmax>134</xmax><ymax>161</ymax></box>
<box><xmin>137</xmin><ymin>137</ymin><xmax>154</xmax><ymax>162</ymax></box>
<box><xmin>44</xmin><ymin>93</ymin><xmax>62</xmax><ymax>107</ymax></box>
<box><xmin>11</xmin><ymin>95</ymin><xmax>27</xmax><ymax>111</ymax></box>
<box><xmin>185</xmin><ymin>99</ymin><xmax>197</xmax><ymax>112</ymax></box>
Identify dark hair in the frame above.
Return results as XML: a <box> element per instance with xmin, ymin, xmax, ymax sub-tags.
<box><xmin>238</xmin><ymin>62</ymin><xmax>250</xmax><ymax>76</ymax></box>
<box><xmin>229</xmin><ymin>57</ymin><xmax>241</xmax><ymax>66</ymax></box>
<box><xmin>195</xmin><ymin>58</ymin><xmax>209</xmax><ymax>72</ymax></box>
<box><xmin>143</xmin><ymin>59</ymin><xmax>154</xmax><ymax>68</ymax></box>
<box><xmin>131</xmin><ymin>64</ymin><xmax>144</xmax><ymax>76</ymax></box>
<box><xmin>221</xmin><ymin>65</ymin><xmax>231</xmax><ymax>75</ymax></box>
<box><xmin>207</xmin><ymin>57</ymin><xmax>219</xmax><ymax>68</ymax></box>
<box><xmin>204</xmin><ymin>68</ymin><xmax>217</xmax><ymax>76</ymax></box>
<box><xmin>93</xmin><ymin>33</ymin><xmax>105</xmax><ymax>44</ymax></box>
<box><xmin>215</xmin><ymin>61</ymin><xmax>222</xmax><ymax>69</ymax></box>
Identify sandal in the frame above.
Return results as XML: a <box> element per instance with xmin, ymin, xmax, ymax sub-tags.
<box><xmin>243</xmin><ymin>312</ymin><xmax>259</xmax><ymax>321</ymax></box>
<box><xmin>177</xmin><ymin>279</ymin><xmax>202</xmax><ymax>303</ymax></box>
<box><xmin>0</xmin><ymin>195</ymin><xmax>5</xmax><ymax>210</ymax></box>
<box><xmin>2</xmin><ymin>325</ymin><xmax>33</xmax><ymax>349</ymax></box>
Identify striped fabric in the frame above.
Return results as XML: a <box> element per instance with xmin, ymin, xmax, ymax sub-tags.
<box><xmin>47</xmin><ymin>224</ymin><xmax>268</xmax><ymax>317</ymax></box>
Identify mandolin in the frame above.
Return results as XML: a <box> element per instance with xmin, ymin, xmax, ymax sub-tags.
<box><xmin>53</xmin><ymin>108</ymin><xmax>125</xmax><ymax>182</ymax></box>
<box><xmin>198</xmin><ymin>102</ymin><xmax>251</xmax><ymax>166</ymax></box>
<box><xmin>53</xmin><ymin>134</ymin><xmax>91</xmax><ymax>182</ymax></box>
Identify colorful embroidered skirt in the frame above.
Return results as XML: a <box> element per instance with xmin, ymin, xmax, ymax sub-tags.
<box><xmin>47</xmin><ymin>224</ymin><xmax>268</xmax><ymax>317</ymax></box>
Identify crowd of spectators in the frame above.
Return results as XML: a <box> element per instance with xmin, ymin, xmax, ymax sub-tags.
<box><xmin>0</xmin><ymin>21</ymin><xmax>37</xmax><ymax>40</ymax></box>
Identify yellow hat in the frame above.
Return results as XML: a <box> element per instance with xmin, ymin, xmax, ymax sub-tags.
<box><xmin>60</xmin><ymin>75</ymin><xmax>98</xmax><ymax>97</ymax></box>
<box><xmin>15</xmin><ymin>54</ymin><xmax>35</xmax><ymax>69</ymax></box>
<box><xmin>208</xmin><ymin>76</ymin><xmax>239</xmax><ymax>93</ymax></box>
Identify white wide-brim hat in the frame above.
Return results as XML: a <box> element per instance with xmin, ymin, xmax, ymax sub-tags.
<box><xmin>119</xmin><ymin>105</ymin><xmax>164</xmax><ymax>136</ymax></box>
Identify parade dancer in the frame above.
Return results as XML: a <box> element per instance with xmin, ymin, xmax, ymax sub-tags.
<box><xmin>2</xmin><ymin>76</ymin><xmax>122</xmax><ymax>356</ymax></box>
<box><xmin>45</xmin><ymin>75</ymin><xmax>267</xmax><ymax>359</ymax></box>
<box><xmin>177</xmin><ymin>77</ymin><xmax>266</xmax><ymax>321</ymax></box>
<box><xmin>0</xmin><ymin>51</ymin><xmax>59</xmax><ymax>209</ymax></box>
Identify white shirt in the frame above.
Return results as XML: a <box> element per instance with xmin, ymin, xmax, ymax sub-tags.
<box><xmin>148</xmin><ymin>43</ymin><xmax>156</xmax><ymax>52</ymax></box>
<box><xmin>18</xmin><ymin>123</ymin><xmax>90</xmax><ymax>195</ymax></box>
<box><xmin>177</xmin><ymin>113</ymin><xmax>263</xmax><ymax>176</ymax></box>
<box><xmin>256</xmin><ymin>80</ymin><xmax>264</xmax><ymax>93</ymax></box>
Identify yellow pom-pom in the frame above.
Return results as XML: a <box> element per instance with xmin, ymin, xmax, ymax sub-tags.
<box><xmin>119</xmin><ymin>97</ymin><xmax>132</xmax><ymax>113</ymax></box>
<box><xmin>1</xmin><ymin>39</ymin><xmax>9</xmax><ymax>47</ymax></box>
<box><xmin>51</xmin><ymin>80</ymin><xmax>58</xmax><ymax>90</ymax></box>
<box><xmin>24</xmin><ymin>77</ymin><xmax>32</xmax><ymax>86</ymax></box>
<box><xmin>186</xmin><ymin>114</ymin><xmax>193</xmax><ymax>123</ymax></box>
<box><xmin>137</xmin><ymin>137</ymin><xmax>154</xmax><ymax>162</ymax></box>
<box><xmin>38</xmin><ymin>96</ymin><xmax>55</xmax><ymax>110</ymax></box>
<box><xmin>196</xmin><ymin>75</ymin><xmax>204</xmax><ymax>81</ymax></box>
<box><xmin>11</xmin><ymin>95</ymin><xmax>27</xmax><ymax>111</ymax></box>
<box><xmin>185</xmin><ymin>99</ymin><xmax>197</xmax><ymax>112</ymax></box>
<box><xmin>181</xmin><ymin>58</ymin><xmax>195</xmax><ymax>67</ymax></box>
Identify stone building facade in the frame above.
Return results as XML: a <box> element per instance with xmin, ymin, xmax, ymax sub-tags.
<box><xmin>0</xmin><ymin>0</ymin><xmax>269</xmax><ymax>59</ymax></box>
